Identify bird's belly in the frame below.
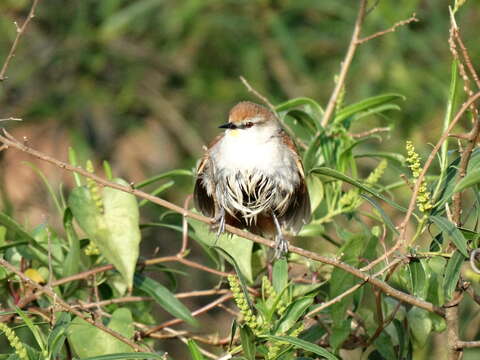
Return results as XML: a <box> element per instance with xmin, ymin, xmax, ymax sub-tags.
<box><xmin>211</xmin><ymin>143</ymin><xmax>299</xmax><ymax>222</ymax></box>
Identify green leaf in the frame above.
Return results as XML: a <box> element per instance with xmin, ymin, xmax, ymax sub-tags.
<box><xmin>16</xmin><ymin>306</ymin><xmax>46</xmax><ymax>353</ymax></box>
<box><xmin>68</xmin><ymin>178</ymin><xmax>141</xmax><ymax>290</ymax></box>
<box><xmin>275</xmin><ymin>297</ymin><xmax>314</xmax><ymax>334</ymax></box>
<box><xmin>276</xmin><ymin>97</ymin><xmax>324</xmax><ymax>122</ymax></box>
<box><xmin>63</xmin><ymin>208</ymin><xmax>80</xmax><ymax>282</ymax></box>
<box><xmin>139</xmin><ymin>180</ymin><xmax>175</xmax><ymax>207</ymax></box>
<box><xmin>239</xmin><ymin>325</ymin><xmax>256</xmax><ymax>360</ymax></box>
<box><xmin>134</xmin><ymin>273</ymin><xmax>197</xmax><ymax>326</ymax></box>
<box><xmin>100</xmin><ymin>0</ymin><xmax>165</xmax><ymax>40</ymax></box>
<box><xmin>443</xmin><ymin>250</ymin><xmax>465</xmax><ymax>302</ymax></box>
<box><xmin>135</xmin><ymin>169</ymin><xmax>192</xmax><ymax>189</ymax></box>
<box><xmin>453</xmin><ymin>168</ymin><xmax>480</xmax><ymax>194</ymax></box>
<box><xmin>187</xmin><ymin>339</ymin><xmax>206</xmax><ymax>360</ymax></box>
<box><xmin>409</xmin><ymin>259</ymin><xmax>427</xmax><ymax>299</ymax></box>
<box><xmin>189</xmin><ymin>216</ymin><xmax>253</xmax><ymax>283</ymax></box>
<box><xmin>272</xmin><ymin>258</ymin><xmax>288</xmax><ymax>294</ymax></box>
<box><xmin>310</xmin><ymin>167</ymin><xmax>406</xmax><ymax>211</ymax></box>
<box><xmin>47</xmin><ymin>312</ymin><xmax>71</xmax><ymax>359</ymax></box>
<box><xmin>306</xmin><ymin>175</ymin><xmax>324</xmax><ymax>212</ymax></box>
<box><xmin>334</xmin><ymin>93</ymin><xmax>404</xmax><ymax>124</ymax></box>
<box><xmin>360</xmin><ymin>195</ymin><xmax>399</xmax><ymax>234</ymax></box>
<box><xmin>79</xmin><ymin>353</ymin><xmax>165</xmax><ymax>360</ymax></box>
<box><xmin>430</xmin><ymin>216</ymin><xmax>468</xmax><ymax>257</ymax></box>
<box><xmin>303</xmin><ymin>132</ymin><xmax>326</xmax><ymax>173</ymax></box>
<box><xmin>329</xmin><ymin>234</ymin><xmax>363</xmax><ymax>350</ymax></box>
<box><xmin>407</xmin><ymin>307</ymin><xmax>432</xmax><ymax>348</ymax></box>
<box><xmin>374</xmin><ymin>332</ymin><xmax>397</xmax><ymax>360</ymax></box>
<box><xmin>68</xmin><ymin>308</ymin><xmax>134</xmax><ymax>357</ymax></box>
<box><xmin>261</xmin><ymin>335</ymin><xmax>338</xmax><ymax>360</ymax></box>
<box><xmin>355</xmin><ymin>151</ymin><xmax>406</xmax><ymax>165</ymax></box>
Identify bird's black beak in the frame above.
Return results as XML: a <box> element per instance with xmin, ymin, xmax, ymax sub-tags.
<box><xmin>219</xmin><ymin>122</ymin><xmax>237</xmax><ymax>129</ymax></box>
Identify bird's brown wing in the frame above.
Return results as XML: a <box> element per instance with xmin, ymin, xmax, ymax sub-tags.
<box><xmin>193</xmin><ymin>133</ymin><xmax>223</xmax><ymax>217</ymax></box>
<box><xmin>280</xmin><ymin>132</ymin><xmax>311</xmax><ymax>233</ymax></box>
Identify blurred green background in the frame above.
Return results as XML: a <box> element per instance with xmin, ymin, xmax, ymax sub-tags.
<box><xmin>1</xmin><ymin>0</ymin><xmax>480</xmax><ymax>358</ymax></box>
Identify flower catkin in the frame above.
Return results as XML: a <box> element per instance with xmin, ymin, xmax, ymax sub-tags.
<box><xmin>406</xmin><ymin>141</ymin><xmax>432</xmax><ymax>212</ymax></box>
<box><xmin>0</xmin><ymin>323</ymin><xmax>28</xmax><ymax>360</ymax></box>
<box><xmin>228</xmin><ymin>275</ymin><xmax>259</xmax><ymax>330</ymax></box>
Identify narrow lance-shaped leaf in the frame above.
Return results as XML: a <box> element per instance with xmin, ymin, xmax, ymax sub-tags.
<box><xmin>334</xmin><ymin>93</ymin><xmax>405</xmax><ymax>124</ymax></box>
<box><xmin>187</xmin><ymin>339</ymin><xmax>206</xmax><ymax>360</ymax></box>
<box><xmin>443</xmin><ymin>250</ymin><xmax>465</xmax><ymax>301</ymax></box>
<box><xmin>134</xmin><ymin>273</ymin><xmax>197</xmax><ymax>326</ymax></box>
<box><xmin>260</xmin><ymin>335</ymin><xmax>339</xmax><ymax>360</ymax></box>
<box><xmin>310</xmin><ymin>167</ymin><xmax>406</xmax><ymax>211</ymax></box>
<box><xmin>453</xmin><ymin>168</ymin><xmax>480</xmax><ymax>194</ymax></box>
<box><xmin>430</xmin><ymin>216</ymin><xmax>468</xmax><ymax>257</ymax></box>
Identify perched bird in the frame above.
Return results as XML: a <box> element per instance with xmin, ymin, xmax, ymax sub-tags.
<box><xmin>194</xmin><ymin>101</ymin><xmax>311</xmax><ymax>257</ymax></box>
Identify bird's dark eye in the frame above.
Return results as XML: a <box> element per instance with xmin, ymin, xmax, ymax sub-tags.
<box><xmin>245</xmin><ymin>122</ymin><xmax>254</xmax><ymax>128</ymax></box>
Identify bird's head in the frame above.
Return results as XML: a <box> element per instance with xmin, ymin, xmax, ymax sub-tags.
<box><xmin>219</xmin><ymin>102</ymin><xmax>277</xmax><ymax>135</ymax></box>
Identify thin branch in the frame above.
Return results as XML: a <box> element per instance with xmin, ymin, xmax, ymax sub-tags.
<box><xmin>0</xmin><ymin>258</ymin><xmax>145</xmax><ymax>352</ymax></box>
<box><xmin>0</xmin><ymin>130</ymin><xmax>444</xmax><ymax>316</ymax></box>
<box><xmin>239</xmin><ymin>76</ymin><xmax>305</xmax><ymax>149</ymax></box>
<box><xmin>306</xmin><ymin>258</ymin><xmax>403</xmax><ymax>318</ymax></box>
<box><xmin>144</xmin><ymin>293</ymin><xmax>233</xmax><ymax>335</ymax></box>
<box><xmin>321</xmin><ymin>0</ymin><xmax>367</xmax><ymax>127</ymax></box>
<box><xmin>350</xmin><ymin>127</ymin><xmax>390</xmax><ymax>139</ymax></box>
<box><xmin>0</xmin><ymin>0</ymin><xmax>40</xmax><ymax>81</ymax></box>
<box><xmin>356</xmin><ymin>13</ymin><xmax>419</xmax><ymax>45</ymax></box>
<box><xmin>181</xmin><ymin>195</ymin><xmax>193</xmax><ymax>255</ymax></box>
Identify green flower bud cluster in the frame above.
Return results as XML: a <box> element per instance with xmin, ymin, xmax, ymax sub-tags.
<box><xmin>366</xmin><ymin>159</ymin><xmax>387</xmax><ymax>186</ymax></box>
<box><xmin>86</xmin><ymin>160</ymin><xmax>104</xmax><ymax>214</ymax></box>
<box><xmin>266</xmin><ymin>342</ymin><xmax>281</xmax><ymax>360</ymax></box>
<box><xmin>405</xmin><ymin>141</ymin><xmax>433</xmax><ymax>212</ymax></box>
<box><xmin>262</xmin><ymin>276</ymin><xmax>286</xmax><ymax>316</ymax></box>
<box><xmin>228</xmin><ymin>275</ymin><xmax>259</xmax><ymax>331</ymax></box>
<box><xmin>84</xmin><ymin>241</ymin><xmax>100</xmax><ymax>256</ymax></box>
<box><xmin>339</xmin><ymin>188</ymin><xmax>360</xmax><ymax>210</ymax></box>
<box><xmin>290</xmin><ymin>323</ymin><xmax>304</xmax><ymax>337</ymax></box>
<box><xmin>0</xmin><ymin>323</ymin><xmax>28</xmax><ymax>360</ymax></box>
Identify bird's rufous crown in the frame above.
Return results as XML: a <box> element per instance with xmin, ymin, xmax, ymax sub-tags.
<box><xmin>228</xmin><ymin>101</ymin><xmax>274</xmax><ymax>124</ymax></box>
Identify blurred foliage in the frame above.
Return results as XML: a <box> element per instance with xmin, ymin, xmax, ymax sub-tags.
<box><xmin>2</xmin><ymin>1</ymin><xmax>480</xmax><ymax>360</ymax></box>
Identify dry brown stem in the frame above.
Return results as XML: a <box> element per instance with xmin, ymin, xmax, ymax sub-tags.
<box><xmin>356</xmin><ymin>13</ymin><xmax>419</xmax><ymax>45</ymax></box>
<box><xmin>321</xmin><ymin>0</ymin><xmax>367</xmax><ymax>127</ymax></box>
<box><xmin>0</xmin><ymin>258</ymin><xmax>145</xmax><ymax>352</ymax></box>
<box><xmin>0</xmin><ymin>0</ymin><xmax>40</xmax><ymax>81</ymax></box>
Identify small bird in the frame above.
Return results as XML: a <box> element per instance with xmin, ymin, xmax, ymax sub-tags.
<box><xmin>194</xmin><ymin>101</ymin><xmax>311</xmax><ymax>257</ymax></box>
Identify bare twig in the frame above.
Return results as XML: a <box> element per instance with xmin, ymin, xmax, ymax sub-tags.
<box><xmin>0</xmin><ymin>117</ymin><xmax>22</xmax><ymax>122</ymax></box>
<box><xmin>240</xmin><ymin>76</ymin><xmax>277</xmax><ymax>113</ymax></box>
<box><xmin>181</xmin><ymin>195</ymin><xmax>193</xmax><ymax>255</ymax></box>
<box><xmin>356</xmin><ymin>14</ymin><xmax>419</xmax><ymax>45</ymax></box>
<box><xmin>0</xmin><ymin>258</ymin><xmax>145</xmax><ymax>352</ymax></box>
<box><xmin>306</xmin><ymin>258</ymin><xmax>403</xmax><ymax>318</ymax></box>
<box><xmin>0</xmin><ymin>0</ymin><xmax>40</xmax><ymax>81</ymax></box>
<box><xmin>0</xmin><ymin>130</ymin><xmax>444</xmax><ymax>316</ymax></box>
<box><xmin>350</xmin><ymin>127</ymin><xmax>390</xmax><ymax>139</ymax></box>
<box><xmin>239</xmin><ymin>76</ymin><xmax>305</xmax><ymax>148</ymax></box>
<box><xmin>321</xmin><ymin>0</ymin><xmax>367</xmax><ymax>127</ymax></box>
<box><xmin>144</xmin><ymin>293</ymin><xmax>233</xmax><ymax>335</ymax></box>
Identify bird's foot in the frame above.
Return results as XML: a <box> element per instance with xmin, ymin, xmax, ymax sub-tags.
<box><xmin>274</xmin><ymin>233</ymin><xmax>289</xmax><ymax>258</ymax></box>
<box><xmin>271</xmin><ymin>212</ymin><xmax>288</xmax><ymax>258</ymax></box>
<box><xmin>210</xmin><ymin>208</ymin><xmax>226</xmax><ymax>239</ymax></box>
